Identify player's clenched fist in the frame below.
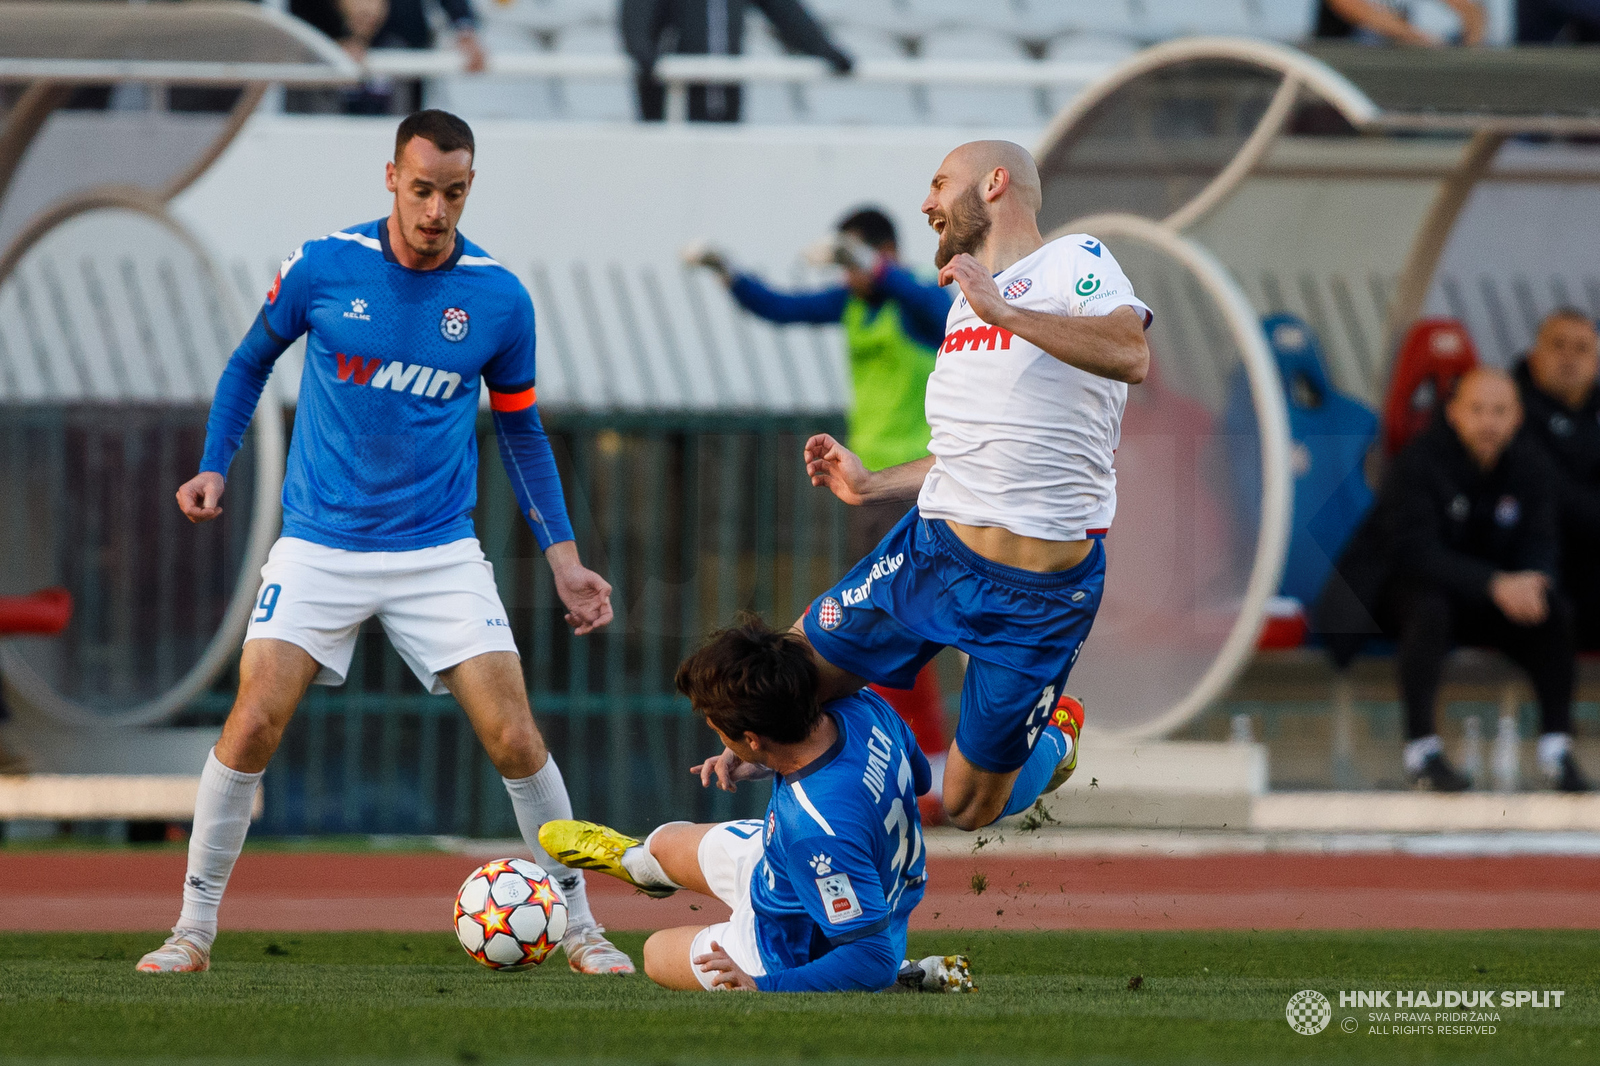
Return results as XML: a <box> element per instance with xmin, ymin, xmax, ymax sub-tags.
<box><xmin>805</xmin><ymin>433</ymin><xmax>872</xmax><ymax>506</ymax></box>
<box><xmin>938</xmin><ymin>252</ymin><xmax>1009</xmax><ymax>325</ymax></box>
<box><xmin>175</xmin><ymin>471</ymin><xmax>226</xmax><ymax>523</ymax></box>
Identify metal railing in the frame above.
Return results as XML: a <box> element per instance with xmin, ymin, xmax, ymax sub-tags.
<box><xmin>177</xmin><ymin>411</ymin><xmax>851</xmax><ymax>836</ymax></box>
<box><xmin>361</xmin><ymin>50</ymin><xmax>1115</xmax><ymax>122</ymax></box>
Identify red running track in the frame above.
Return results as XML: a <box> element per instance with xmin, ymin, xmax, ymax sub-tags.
<box><xmin>3</xmin><ymin>851</ymin><xmax>1598</xmax><ymax>933</ymax></box>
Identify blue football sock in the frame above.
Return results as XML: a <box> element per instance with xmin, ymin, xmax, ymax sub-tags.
<box><xmin>999</xmin><ymin>728</ymin><xmax>1068</xmax><ymax>819</ymax></box>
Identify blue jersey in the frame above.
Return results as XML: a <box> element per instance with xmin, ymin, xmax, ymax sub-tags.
<box><xmin>749</xmin><ymin>689</ymin><xmax>930</xmax><ymax>993</ymax></box>
<box><xmin>201</xmin><ymin>218</ymin><xmax>573</xmax><ymax>553</ymax></box>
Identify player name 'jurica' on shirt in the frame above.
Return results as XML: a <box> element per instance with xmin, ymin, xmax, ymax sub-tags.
<box><xmin>749</xmin><ymin>689</ymin><xmax>930</xmax><ymax>992</ymax></box>
<box><xmin>918</xmin><ymin>234</ymin><xmax>1152</xmax><ymax>543</ymax></box>
<box><xmin>199</xmin><ymin>218</ymin><xmax>573</xmax><ymax>553</ymax></box>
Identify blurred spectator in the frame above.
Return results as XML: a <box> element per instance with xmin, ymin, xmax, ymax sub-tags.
<box><xmin>684</xmin><ymin>208</ymin><xmax>951</xmax><ymax>804</ymax></box>
<box><xmin>1518</xmin><ymin>0</ymin><xmax>1600</xmax><ymax>41</ymax></box>
<box><xmin>367</xmin><ymin>0</ymin><xmax>488</xmax><ymax>114</ymax></box>
<box><xmin>1315</xmin><ymin>0</ymin><xmax>1486</xmax><ymax>44</ymax></box>
<box><xmin>622</xmin><ymin>0</ymin><xmax>852</xmax><ymax>122</ymax></box>
<box><xmin>1514</xmin><ymin>309</ymin><xmax>1600</xmax><ymax>646</ymax></box>
<box><xmin>1316</xmin><ymin>369</ymin><xmax>1590</xmax><ymax>792</ymax></box>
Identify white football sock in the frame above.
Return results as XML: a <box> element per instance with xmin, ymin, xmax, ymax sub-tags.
<box><xmin>1538</xmin><ymin>732</ymin><xmax>1572</xmax><ymax>774</ymax></box>
<box><xmin>622</xmin><ymin>822</ymin><xmax>689</xmax><ymax>890</ymax></box>
<box><xmin>175</xmin><ymin>748</ymin><xmax>263</xmax><ymax>950</ymax></box>
<box><xmin>1403</xmin><ymin>734</ymin><xmax>1442</xmax><ymax>775</ymax></box>
<box><xmin>502</xmin><ymin>758</ymin><xmax>596</xmax><ymax>934</ymax></box>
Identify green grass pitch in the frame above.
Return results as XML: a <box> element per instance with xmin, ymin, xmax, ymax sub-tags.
<box><xmin>0</xmin><ymin>930</ymin><xmax>1596</xmax><ymax>1064</ymax></box>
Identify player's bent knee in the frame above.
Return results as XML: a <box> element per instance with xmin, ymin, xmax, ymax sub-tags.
<box><xmin>643</xmin><ymin>926</ymin><xmax>706</xmax><ymax>991</ymax></box>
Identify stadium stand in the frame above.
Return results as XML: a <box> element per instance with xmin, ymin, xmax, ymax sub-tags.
<box><xmin>919</xmin><ymin>29</ymin><xmax>1040</xmax><ymax>127</ymax></box>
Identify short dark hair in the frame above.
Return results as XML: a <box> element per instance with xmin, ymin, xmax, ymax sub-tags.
<box><xmin>395</xmin><ymin>109</ymin><xmax>475</xmax><ymax>162</ymax></box>
<box><xmin>674</xmin><ymin>615</ymin><xmax>821</xmax><ymax>744</ymax></box>
<box><xmin>837</xmin><ymin>207</ymin><xmax>897</xmax><ymax>250</ymax></box>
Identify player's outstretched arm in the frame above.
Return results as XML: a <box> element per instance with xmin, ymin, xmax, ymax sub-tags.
<box><xmin>175</xmin><ymin>471</ymin><xmax>226</xmax><ymax>524</ymax></box>
<box><xmin>805</xmin><ymin>434</ymin><xmax>933</xmax><ymax>506</ymax></box>
<box><xmin>544</xmin><ymin>540</ymin><xmax>613</xmax><ymax>635</ymax></box>
<box><xmin>939</xmin><ymin>253</ymin><xmax>1149</xmax><ymax>384</ymax></box>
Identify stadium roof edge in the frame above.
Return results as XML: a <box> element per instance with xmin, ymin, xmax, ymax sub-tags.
<box><xmin>0</xmin><ymin>0</ymin><xmax>359</xmax><ymax>85</ymax></box>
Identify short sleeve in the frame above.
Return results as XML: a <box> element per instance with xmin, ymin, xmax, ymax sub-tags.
<box><xmin>782</xmin><ymin>834</ymin><xmax>890</xmax><ymax>945</ymax></box>
<box><xmin>483</xmin><ymin>285</ymin><xmax>538</xmax><ymax>395</ymax></box>
<box><xmin>261</xmin><ymin>243</ymin><xmax>313</xmax><ymax>342</ymax></box>
<box><xmin>1062</xmin><ymin>236</ymin><xmax>1152</xmax><ymax>327</ymax></box>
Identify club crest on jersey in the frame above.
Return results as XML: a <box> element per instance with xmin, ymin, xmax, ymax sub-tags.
<box><xmin>267</xmin><ymin>247</ymin><xmax>304</xmax><ymax>305</ymax></box>
<box><xmin>439</xmin><ymin>306</ymin><xmax>470</xmax><ymax>342</ymax></box>
<box><xmin>816</xmin><ymin>596</ymin><xmax>843</xmax><ymax>630</ymax></box>
<box><xmin>1003</xmin><ymin>278</ymin><xmax>1033</xmax><ymax>300</ymax></box>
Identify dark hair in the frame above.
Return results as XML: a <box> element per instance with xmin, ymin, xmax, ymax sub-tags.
<box><xmin>674</xmin><ymin>615</ymin><xmax>821</xmax><ymax>744</ymax></box>
<box><xmin>395</xmin><ymin>109</ymin><xmax>475</xmax><ymax>162</ymax></box>
<box><xmin>837</xmin><ymin>207</ymin><xmax>897</xmax><ymax>250</ymax></box>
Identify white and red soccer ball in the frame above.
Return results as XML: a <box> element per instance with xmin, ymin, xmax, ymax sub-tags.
<box><xmin>453</xmin><ymin>858</ymin><xmax>568</xmax><ymax>971</ymax></box>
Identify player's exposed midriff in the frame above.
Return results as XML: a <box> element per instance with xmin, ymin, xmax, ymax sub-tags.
<box><xmin>944</xmin><ymin>520</ymin><xmax>1093</xmax><ymax>573</ymax></box>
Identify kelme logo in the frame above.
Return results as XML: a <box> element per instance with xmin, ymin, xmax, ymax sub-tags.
<box><xmin>1075</xmin><ymin>273</ymin><xmax>1102</xmax><ymax>297</ymax></box>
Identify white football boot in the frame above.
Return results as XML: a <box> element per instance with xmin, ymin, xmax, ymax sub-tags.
<box><xmin>894</xmin><ymin>954</ymin><xmax>975</xmax><ymax>993</ymax></box>
<box><xmin>561</xmin><ymin>925</ymin><xmax>636</xmax><ymax>975</ymax></box>
<box><xmin>135</xmin><ymin>934</ymin><xmax>210</xmax><ymax>973</ymax></box>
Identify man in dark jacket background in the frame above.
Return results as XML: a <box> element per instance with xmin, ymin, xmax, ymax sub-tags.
<box><xmin>1514</xmin><ymin>308</ymin><xmax>1600</xmax><ymax>648</ymax></box>
<box><xmin>1317</xmin><ymin>368</ymin><xmax>1590</xmax><ymax>791</ymax></box>
<box><xmin>621</xmin><ymin>0</ymin><xmax>852</xmax><ymax>122</ymax></box>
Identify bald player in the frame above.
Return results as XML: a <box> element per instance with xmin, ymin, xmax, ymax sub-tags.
<box><xmin>1323</xmin><ymin>367</ymin><xmax>1589</xmax><ymax>791</ymax></box>
<box><xmin>693</xmin><ymin>141</ymin><xmax>1153</xmax><ymax>830</ymax></box>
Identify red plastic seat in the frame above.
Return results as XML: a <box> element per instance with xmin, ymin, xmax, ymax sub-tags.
<box><xmin>0</xmin><ymin>587</ymin><xmax>73</xmax><ymax>636</ymax></box>
<box><xmin>1382</xmin><ymin>318</ymin><xmax>1479</xmax><ymax>456</ymax></box>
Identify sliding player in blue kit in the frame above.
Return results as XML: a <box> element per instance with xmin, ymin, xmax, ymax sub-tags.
<box><xmin>138</xmin><ymin>111</ymin><xmax>634</xmax><ymax>976</ymax></box>
<box><xmin>540</xmin><ymin>619</ymin><xmax>971</xmax><ymax>994</ymax></box>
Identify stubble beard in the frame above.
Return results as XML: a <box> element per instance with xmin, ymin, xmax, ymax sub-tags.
<box><xmin>933</xmin><ymin>182</ymin><xmax>993</xmax><ymax>270</ymax></box>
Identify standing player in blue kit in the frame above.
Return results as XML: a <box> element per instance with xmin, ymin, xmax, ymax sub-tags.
<box><xmin>137</xmin><ymin>111</ymin><xmax>633</xmax><ymax>976</ymax></box>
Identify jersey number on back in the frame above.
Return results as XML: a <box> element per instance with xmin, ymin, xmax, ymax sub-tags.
<box><xmin>882</xmin><ymin>750</ymin><xmax>922</xmax><ymax>909</ymax></box>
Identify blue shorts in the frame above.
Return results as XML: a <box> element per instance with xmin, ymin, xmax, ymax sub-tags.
<box><xmin>803</xmin><ymin>509</ymin><xmax>1106</xmax><ymax>773</ymax></box>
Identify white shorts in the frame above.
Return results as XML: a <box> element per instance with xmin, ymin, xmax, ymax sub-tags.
<box><xmin>687</xmin><ymin>819</ymin><xmax>768</xmax><ymax>990</ymax></box>
<box><xmin>244</xmin><ymin>536</ymin><xmax>518</xmax><ymax>695</ymax></box>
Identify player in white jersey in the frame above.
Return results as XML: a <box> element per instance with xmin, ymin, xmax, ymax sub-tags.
<box><xmin>699</xmin><ymin>141</ymin><xmax>1152</xmax><ymax>832</ymax></box>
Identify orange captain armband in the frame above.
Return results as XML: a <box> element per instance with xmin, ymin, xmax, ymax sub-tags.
<box><xmin>487</xmin><ymin>379</ymin><xmax>537</xmax><ymax>412</ymax></box>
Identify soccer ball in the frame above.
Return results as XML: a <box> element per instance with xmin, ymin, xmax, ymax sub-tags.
<box><xmin>453</xmin><ymin>858</ymin><xmax>568</xmax><ymax>971</ymax></box>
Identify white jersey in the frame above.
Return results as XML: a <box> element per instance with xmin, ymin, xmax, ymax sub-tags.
<box><xmin>917</xmin><ymin>234</ymin><xmax>1151</xmax><ymax>542</ymax></box>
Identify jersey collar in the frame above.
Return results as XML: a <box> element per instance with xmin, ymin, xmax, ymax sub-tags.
<box><xmin>782</xmin><ymin>712</ymin><xmax>846</xmax><ymax>785</ymax></box>
<box><xmin>378</xmin><ymin>219</ymin><xmax>466</xmax><ymax>272</ymax></box>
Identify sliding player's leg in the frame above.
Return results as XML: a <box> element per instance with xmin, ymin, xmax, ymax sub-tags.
<box><xmin>137</xmin><ymin>638</ymin><xmax>321</xmax><ymax>972</ymax></box>
<box><xmin>642</xmin><ymin>926</ymin><xmax>709</xmax><ymax>990</ymax></box>
<box><xmin>941</xmin><ymin>660</ymin><xmax>1085</xmax><ymax>831</ymax></box>
<box><xmin>438</xmin><ymin>651</ymin><xmax>632</xmax><ymax>975</ymax></box>
<box><xmin>539</xmin><ymin>818</ymin><xmax>709</xmax><ymax>897</ymax></box>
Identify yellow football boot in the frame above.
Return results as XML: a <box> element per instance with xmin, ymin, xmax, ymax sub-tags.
<box><xmin>538</xmin><ymin>819</ymin><xmax>677</xmax><ymax>899</ymax></box>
